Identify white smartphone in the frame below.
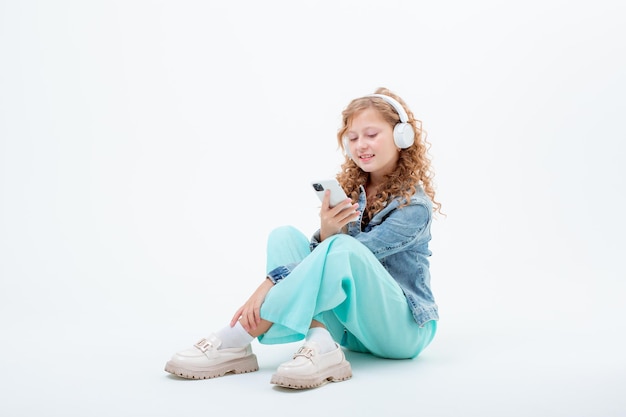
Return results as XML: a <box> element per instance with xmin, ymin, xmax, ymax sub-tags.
<box><xmin>311</xmin><ymin>179</ymin><xmax>349</xmax><ymax>208</ymax></box>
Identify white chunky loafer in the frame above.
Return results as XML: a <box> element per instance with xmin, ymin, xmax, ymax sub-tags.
<box><xmin>164</xmin><ymin>334</ymin><xmax>258</xmax><ymax>379</ymax></box>
<box><xmin>270</xmin><ymin>342</ymin><xmax>352</xmax><ymax>389</ymax></box>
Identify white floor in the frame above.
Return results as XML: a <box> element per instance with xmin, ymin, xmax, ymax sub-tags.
<box><xmin>2</xmin><ymin>259</ymin><xmax>625</xmax><ymax>417</ymax></box>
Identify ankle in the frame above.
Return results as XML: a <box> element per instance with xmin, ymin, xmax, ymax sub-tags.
<box><xmin>305</xmin><ymin>327</ymin><xmax>336</xmax><ymax>354</ymax></box>
<box><xmin>216</xmin><ymin>321</ymin><xmax>254</xmax><ymax>349</ymax></box>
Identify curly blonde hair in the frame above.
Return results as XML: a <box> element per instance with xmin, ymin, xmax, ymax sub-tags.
<box><xmin>336</xmin><ymin>87</ymin><xmax>441</xmax><ymax>222</ymax></box>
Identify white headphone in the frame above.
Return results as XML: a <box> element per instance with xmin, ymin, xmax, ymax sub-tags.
<box><xmin>343</xmin><ymin>94</ymin><xmax>415</xmax><ymax>158</ymax></box>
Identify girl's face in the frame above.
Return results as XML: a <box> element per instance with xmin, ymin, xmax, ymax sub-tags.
<box><xmin>346</xmin><ymin>107</ymin><xmax>399</xmax><ymax>180</ymax></box>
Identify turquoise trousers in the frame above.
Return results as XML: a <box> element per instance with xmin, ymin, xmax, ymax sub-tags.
<box><xmin>258</xmin><ymin>226</ymin><xmax>436</xmax><ymax>359</ymax></box>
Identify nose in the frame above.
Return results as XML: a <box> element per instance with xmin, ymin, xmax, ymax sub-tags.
<box><xmin>353</xmin><ymin>136</ymin><xmax>366</xmax><ymax>151</ymax></box>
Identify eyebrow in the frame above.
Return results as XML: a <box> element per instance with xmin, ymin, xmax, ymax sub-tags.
<box><xmin>347</xmin><ymin>126</ymin><xmax>381</xmax><ymax>134</ymax></box>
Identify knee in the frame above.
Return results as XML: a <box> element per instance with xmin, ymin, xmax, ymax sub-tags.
<box><xmin>322</xmin><ymin>233</ymin><xmax>352</xmax><ymax>246</ymax></box>
<box><xmin>268</xmin><ymin>225</ymin><xmax>307</xmax><ymax>245</ymax></box>
<box><xmin>269</xmin><ymin>225</ymin><xmax>298</xmax><ymax>238</ymax></box>
<box><xmin>322</xmin><ymin>233</ymin><xmax>367</xmax><ymax>254</ymax></box>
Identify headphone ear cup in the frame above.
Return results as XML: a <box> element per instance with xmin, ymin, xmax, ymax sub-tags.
<box><xmin>393</xmin><ymin>123</ymin><xmax>415</xmax><ymax>149</ymax></box>
<box><xmin>342</xmin><ymin>137</ymin><xmax>352</xmax><ymax>158</ymax></box>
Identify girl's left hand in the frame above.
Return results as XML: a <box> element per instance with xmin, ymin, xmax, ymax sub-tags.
<box><xmin>319</xmin><ymin>190</ymin><xmax>360</xmax><ymax>241</ymax></box>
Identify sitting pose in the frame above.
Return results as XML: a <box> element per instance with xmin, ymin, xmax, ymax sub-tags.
<box><xmin>164</xmin><ymin>87</ymin><xmax>442</xmax><ymax>389</ymax></box>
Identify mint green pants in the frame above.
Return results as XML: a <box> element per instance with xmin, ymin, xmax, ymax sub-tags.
<box><xmin>258</xmin><ymin>226</ymin><xmax>436</xmax><ymax>359</ymax></box>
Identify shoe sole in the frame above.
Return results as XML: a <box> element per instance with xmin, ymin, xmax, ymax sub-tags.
<box><xmin>164</xmin><ymin>354</ymin><xmax>259</xmax><ymax>379</ymax></box>
<box><xmin>269</xmin><ymin>361</ymin><xmax>352</xmax><ymax>389</ymax></box>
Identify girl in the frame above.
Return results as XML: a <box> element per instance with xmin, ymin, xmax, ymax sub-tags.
<box><xmin>165</xmin><ymin>87</ymin><xmax>441</xmax><ymax>389</ymax></box>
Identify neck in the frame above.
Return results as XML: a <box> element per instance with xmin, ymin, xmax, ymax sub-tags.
<box><xmin>368</xmin><ymin>174</ymin><xmax>384</xmax><ymax>189</ymax></box>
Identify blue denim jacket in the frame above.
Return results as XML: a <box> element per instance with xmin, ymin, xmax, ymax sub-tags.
<box><xmin>267</xmin><ymin>185</ymin><xmax>439</xmax><ymax>327</ymax></box>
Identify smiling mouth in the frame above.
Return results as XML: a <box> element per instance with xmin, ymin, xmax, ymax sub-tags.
<box><xmin>359</xmin><ymin>154</ymin><xmax>374</xmax><ymax>159</ymax></box>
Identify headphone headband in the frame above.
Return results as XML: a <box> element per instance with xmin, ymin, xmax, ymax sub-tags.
<box><xmin>367</xmin><ymin>94</ymin><xmax>409</xmax><ymax>123</ymax></box>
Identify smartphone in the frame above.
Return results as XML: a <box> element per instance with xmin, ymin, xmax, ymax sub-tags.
<box><xmin>311</xmin><ymin>179</ymin><xmax>350</xmax><ymax>208</ymax></box>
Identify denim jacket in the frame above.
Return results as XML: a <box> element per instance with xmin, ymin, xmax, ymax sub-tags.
<box><xmin>267</xmin><ymin>186</ymin><xmax>439</xmax><ymax>327</ymax></box>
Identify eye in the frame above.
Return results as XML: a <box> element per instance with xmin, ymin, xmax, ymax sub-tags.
<box><xmin>367</xmin><ymin>133</ymin><xmax>377</xmax><ymax>139</ymax></box>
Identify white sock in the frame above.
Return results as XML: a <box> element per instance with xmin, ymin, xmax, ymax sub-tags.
<box><xmin>216</xmin><ymin>322</ymin><xmax>254</xmax><ymax>349</ymax></box>
<box><xmin>306</xmin><ymin>327</ymin><xmax>336</xmax><ymax>354</ymax></box>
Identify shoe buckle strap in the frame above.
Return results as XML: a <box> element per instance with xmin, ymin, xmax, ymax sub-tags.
<box><xmin>294</xmin><ymin>346</ymin><xmax>315</xmax><ymax>360</ymax></box>
<box><xmin>194</xmin><ymin>338</ymin><xmax>214</xmax><ymax>353</ymax></box>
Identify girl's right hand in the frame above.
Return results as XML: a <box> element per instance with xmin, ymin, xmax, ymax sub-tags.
<box><xmin>319</xmin><ymin>190</ymin><xmax>360</xmax><ymax>241</ymax></box>
<box><xmin>230</xmin><ymin>278</ymin><xmax>273</xmax><ymax>333</ymax></box>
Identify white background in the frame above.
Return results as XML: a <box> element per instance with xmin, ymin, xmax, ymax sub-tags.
<box><xmin>1</xmin><ymin>1</ymin><xmax>625</xmax><ymax>416</ymax></box>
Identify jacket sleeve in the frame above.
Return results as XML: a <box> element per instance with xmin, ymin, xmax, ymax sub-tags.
<box><xmin>309</xmin><ymin>229</ymin><xmax>322</xmax><ymax>251</ymax></box>
<box><xmin>266</xmin><ymin>261</ymin><xmax>300</xmax><ymax>284</ymax></box>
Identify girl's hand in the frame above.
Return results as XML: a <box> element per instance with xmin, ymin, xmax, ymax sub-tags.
<box><xmin>319</xmin><ymin>190</ymin><xmax>360</xmax><ymax>241</ymax></box>
<box><xmin>230</xmin><ymin>278</ymin><xmax>274</xmax><ymax>333</ymax></box>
